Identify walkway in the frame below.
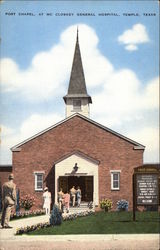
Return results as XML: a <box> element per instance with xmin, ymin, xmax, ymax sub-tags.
<box><xmin>0</xmin><ymin>214</ymin><xmax>50</xmax><ymax>239</ymax></box>
<box><xmin>0</xmin><ymin>214</ymin><xmax>159</xmax><ymax>250</ymax></box>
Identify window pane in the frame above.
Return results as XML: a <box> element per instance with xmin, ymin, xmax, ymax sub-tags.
<box><xmin>37</xmin><ymin>181</ymin><xmax>43</xmax><ymax>189</ymax></box>
<box><xmin>111</xmin><ymin>172</ymin><xmax>120</xmax><ymax>190</ymax></box>
<box><xmin>113</xmin><ymin>173</ymin><xmax>119</xmax><ymax>181</ymax></box>
<box><xmin>37</xmin><ymin>174</ymin><xmax>42</xmax><ymax>181</ymax></box>
<box><xmin>113</xmin><ymin>180</ymin><xmax>119</xmax><ymax>188</ymax></box>
<box><xmin>35</xmin><ymin>174</ymin><xmax>43</xmax><ymax>190</ymax></box>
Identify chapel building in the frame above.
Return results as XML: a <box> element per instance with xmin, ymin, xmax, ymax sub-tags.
<box><xmin>11</xmin><ymin>30</ymin><xmax>145</xmax><ymax>210</ymax></box>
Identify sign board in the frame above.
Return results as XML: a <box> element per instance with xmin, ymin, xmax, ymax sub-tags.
<box><xmin>136</xmin><ymin>174</ymin><xmax>158</xmax><ymax>205</ymax></box>
<box><xmin>132</xmin><ymin>165</ymin><xmax>160</xmax><ymax>221</ymax></box>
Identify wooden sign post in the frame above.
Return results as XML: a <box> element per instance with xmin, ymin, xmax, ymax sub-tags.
<box><xmin>133</xmin><ymin>165</ymin><xmax>159</xmax><ymax>221</ymax></box>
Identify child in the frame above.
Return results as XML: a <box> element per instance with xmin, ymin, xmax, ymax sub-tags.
<box><xmin>63</xmin><ymin>191</ymin><xmax>70</xmax><ymax>213</ymax></box>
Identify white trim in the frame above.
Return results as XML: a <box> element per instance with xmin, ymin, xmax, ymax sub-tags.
<box><xmin>54</xmin><ymin>150</ymin><xmax>99</xmax><ymax>165</ymax></box>
<box><xmin>134</xmin><ymin>146</ymin><xmax>145</xmax><ymax>150</ymax></box>
<box><xmin>11</xmin><ymin>113</ymin><xmax>145</xmax><ymax>150</ymax></box>
<box><xmin>12</xmin><ymin>148</ymin><xmax>21</xmax><ymax>152</ymax></box>
<box><xmin>110</xmin><ymin>171</ymin><xmax>120</xmax><ymax>190</ymax></box>
<box><xmin>110</xmin><ymin>170</ymin><xmax>121</xmax><ymax>173</ymax></box>
<box><xmin>34</xmin><ymin>171</ymin><xmax>45</xmax><ymax>174</ymax></box>
<box><xmin>55</xmin><ymin>153</ymin><xmax>99</xmax><ymax>206</ymax></box>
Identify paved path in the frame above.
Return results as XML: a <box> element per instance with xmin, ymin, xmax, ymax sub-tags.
<box><xmin>0</xmin><ymin>215</ymin><xmax>159</xmax><ymax>250</ymax></box>
<box><xmin>0</xmin><ymin>214</ymin><xmax>50</xmax><ymax>239</ymax></box>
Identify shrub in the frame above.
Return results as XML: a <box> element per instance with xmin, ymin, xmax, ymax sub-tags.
<box><xmin>50</xmin><ymin>204</ymin><xmax>62</xmax><ymax>226</ymax></box>
<box><xmin>63</xmin><ymin>210</ymin><xmax>95</xmax><ymax>221</ymax></box>
<box><xmin>20</xmin><ymin>195</ymin><xmax>35</xmax><ymax>210</ymax></box>
<box><xmin>100</xmin><ymin>199</ymin><xmax>112</xmax><ymax>212</ymax></box>
<box><xmin>117</xmin><ymin>199</ymin><xmax>129</xmax><ymax>211</ymax></box>
<box><xmin>16</xmin><ymin>189</ymin><xmax>20</xmax><ymax>214</ymax></box>
<box><xmin>16</xmin><ymin>222</ymin><xmax>50</xmax><ymax>235</ymax></box>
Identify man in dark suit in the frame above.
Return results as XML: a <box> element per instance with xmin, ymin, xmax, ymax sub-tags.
<box><xmin>1</xmin><ymin>173</ymin><xmax>16</xmax><ymax>228</ymax></box>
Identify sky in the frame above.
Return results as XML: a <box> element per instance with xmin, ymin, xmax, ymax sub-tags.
<box><xmin>0</xmin><ymin>0</ymin><xmax>159</xmax><ymax>164</ymax></box>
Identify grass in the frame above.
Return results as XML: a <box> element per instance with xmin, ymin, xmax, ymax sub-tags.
<box><xmin>28</xmin><ymin>211</ymin><xmax>160</xmax><ymax>235</ymax></box>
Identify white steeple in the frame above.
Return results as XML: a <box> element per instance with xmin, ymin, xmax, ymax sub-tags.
<box><xmin>63</xmin><ymin>29</ymin><xmax>92</xmax><ymax>118</ymax></box>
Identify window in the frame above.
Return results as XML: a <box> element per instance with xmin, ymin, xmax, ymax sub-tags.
<box><xmin>34</xmin><ymin>172</ymin><xmax>44</xmax><ymax>191</ymax></box>
<box><xmin>73</xmin><ymin>99</ymin><xmax>81</xmax><ymax>111</ymax></box>
<box><xmin>110</xmin><ymin>171</ymin><xmax>120</xmax><ymax>190</ymax></box>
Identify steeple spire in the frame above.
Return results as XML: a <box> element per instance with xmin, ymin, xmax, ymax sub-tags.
<box><xmin>76</xmin><ymin>26</ymin><xmax>79</xmax><ymax>43</ymax></box>
<box><xmin>63</xmin><ymin>28</ymin><xmax>92</xmax><ymax>118</ymax></box>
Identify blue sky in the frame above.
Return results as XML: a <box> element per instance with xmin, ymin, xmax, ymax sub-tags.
<box><xmin>0</xmin><ymin>0</ymin><xmax>159</xmax><ymax>163</ymax></box>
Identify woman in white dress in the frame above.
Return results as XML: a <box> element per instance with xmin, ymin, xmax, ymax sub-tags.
<box><xmin>43</xmin><ymin>187</ymin><xmax>51</xmax><ymax>215</ymax></box>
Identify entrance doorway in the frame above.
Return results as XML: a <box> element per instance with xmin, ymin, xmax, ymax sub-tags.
<box><xmin>59</xmin><ymin>176</ymin><xmax>93</xmax><ymax>202</ymax></box>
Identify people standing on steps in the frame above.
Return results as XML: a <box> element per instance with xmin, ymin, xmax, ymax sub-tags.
<box><xmin>43</xmin><ymin>187</ymin><xmax>51</xmax><ymax>215</ymax></box>
<box><xmin>1</xmin><ymin>173</ymin><xmax>16</xmax><ymax>229</ymax></box>
<box><xmin>76</xmin><ymin>186</ymin><xmax>81</xmax><ymax>207</ymax></box>
<box><xmin>58</xmin><ymin>188</ymin><xmax>64</xmax><ymax>211</ymax></box>
<box><xmin>70</xmin><ymin>186</ymin><xmax>76</xmax><ymax>207</ymax></box>
<box><xmin>63</xmin><ymin>191</ymin><xmax>70</xmax><ymax>213</ymax></box>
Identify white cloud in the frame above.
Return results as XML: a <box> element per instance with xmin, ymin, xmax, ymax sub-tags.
<box><xmin>91</xmin><ymin>75</ymin><xmax>159</xmax><ymax>163</ymax></box>
<box><xmin>0</xmin><ymin>125</ymin><xmax>14</xmax><ymax>137</ymax></box>
<box><xmin>91</xmin><ymin>74</ymin><xmax>159</xmax><ymax>125</ymax></box>
<box><xmin>0</xmin><ymin>24</ymin><xmax>113</xmax><ymax>100</ymax></box>
<box><xmin>125</xmin><ymin>44</ymin><xmax>138</xmax><ymax>51</ymax></box>
<box><xmin>0</xmin><ymin>24</ymin><xmax>159</xmax><ymax>164</ymax></box>
<box><xmin>118</xmin><ymin>23</ymin><xmax>149</xmax><ymax>51</ymax></box>
<box><xmin>143</xmin><ymin>77</ymin><xmax>159</xmax><ymax>109</ymax></box>
<box><xmin>127</xmin><ymin>127</ymin><xmax>159</xmax><ymax>163</ymax></box>
<box><xmin>20</xmin><ymin>113</ymin><xmax>63</xmax><ymax>139</ymax></box>
<box><xmin>0</xmin><ymin>113</ymin><xmax>63</xmax><ymax>163</ymax></box>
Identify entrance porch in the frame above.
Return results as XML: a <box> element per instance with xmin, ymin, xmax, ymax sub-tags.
<box><xmin>59</xmin><ymin>175</ymin><xmax>93</xmax><ymax>202</ymax></box>
<box><xmin>54</xmin><ymin>151</ymin><xmax>99</xmax><ymax>206</ymax></box>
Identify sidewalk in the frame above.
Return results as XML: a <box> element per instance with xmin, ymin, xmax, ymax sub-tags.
<box><xmin>0</xmin><ymin>214</ymin><xmax>50</xmax><ymax>239</ymax></box>
<box><xmin>0</xmin><ymin>215</ymin><xmax>159</xmax><ymax>250</ymax></box>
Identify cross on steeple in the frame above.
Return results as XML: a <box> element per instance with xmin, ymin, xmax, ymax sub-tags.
<box><xmin>63</xmin><ymin>28</ymin><xmax>92</xmax><ymax>118</ymax></box>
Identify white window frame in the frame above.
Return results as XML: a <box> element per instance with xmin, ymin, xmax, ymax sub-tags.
<box><xmin>110</xmin><ymin>170</ymin><xmax>121</xmax><ymax>190</ymax></box>
<box><xmin>34</xmin><ymin>172</ymin><xmax>45</xmax><ymax>191</ymax></box>
<box><xmin>73</xmin><ymin>99</ymin><xmax>81</xmax><ymax>111</ymax></box>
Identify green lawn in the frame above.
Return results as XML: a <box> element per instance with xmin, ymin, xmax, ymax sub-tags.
<box><xmin>28</xmin><ymin>211</ymin><xmax>160</xmax><ymax>235</ymax></box>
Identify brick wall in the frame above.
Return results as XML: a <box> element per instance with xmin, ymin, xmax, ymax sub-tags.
<box><xmin>12</xmin><ymin>116</ymin><xmax>143</xmax><ymax>210</ymax></box>
<box><xmin>0</xmin><ymin>166</ymin><xmax>12</xmax><ymax>187</ymax></box>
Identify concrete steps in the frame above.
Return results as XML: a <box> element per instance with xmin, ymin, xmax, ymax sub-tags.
<box><xmin>68</xmin><ymin>202</ymin><xmax>94</xmax><ymax>213</ymax></box>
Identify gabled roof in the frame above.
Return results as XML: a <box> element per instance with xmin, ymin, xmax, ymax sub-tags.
<box><xmin>54</xmin><ymin>150</ymin><xmax>100</xmax><ymax>165</ymax></box>
<box><xmin>63</xmin><ymin>29</ymin><xmax>92</xmax><ymax>103</ymax></box>
<box><xmin>11</xmin><ymin>113</ymin><xmax>145</xmax><ymax>151</ymax></box>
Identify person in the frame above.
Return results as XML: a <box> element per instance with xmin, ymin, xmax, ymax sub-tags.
<box><xmin>76</xmin><ymin>186</ymin><xmax>81</xmax><ymax>207</ymax></box>
<box><xmin>63</xmin><ymin>191</ymin><xmax>70</xmax><ymax>213</ymax></box>
<box><xmin>58</xmin><ymin>188</ymin><xmax>64</xmax><ymax>211</ymax></box>
<box><xmin>1</xmin><ymin>173</ymin><xmax>16</xmax><ymax>229</ymax></box>
<box><xmin>43</xmin><ymin>187</ymin><xmax>51</xmax><ymax>215</ymax></box>
<box><xmin>70</xmin><ymin>186</ymin><xmax>76</xmax><ymax>207</ymax></box>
